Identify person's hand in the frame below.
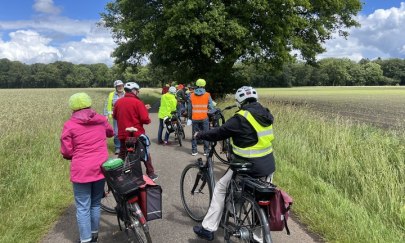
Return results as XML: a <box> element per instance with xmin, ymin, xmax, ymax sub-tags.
<box><xmin>145</xmin><ymin>104</ymin><xmax>151</xmax><ymax>110</ymax></box>
<box><xmin>193</xmin><ymin>132</ymin><xmax>199</xmax><ymax>139</ymax></box>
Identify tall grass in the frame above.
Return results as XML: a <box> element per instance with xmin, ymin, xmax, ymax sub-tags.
<box><xmin>266</xmin><ymin>101</ymin><xmax>405</xmax><ymax>242</ymax></box>
<box><xmin>0</xmin><ymin>88</ymin><xmax>161</xmax><ymax>243</ymax></box>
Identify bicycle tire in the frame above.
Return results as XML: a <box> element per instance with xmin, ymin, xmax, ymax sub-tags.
<box><xmin>176</xmin><ymin>126</ymin><xmax>183</xmax><ymax>146</ymax></box>
<box><xmin>223</xmin><ymin>195</ymin><xmax>272</xmax><ymax>243</ymax></box>
<box><xmin>127</xmin><ymin>202</ymin><xmax>152</xmax><ymax>243</ymax></box>
<box><xmin>100</xmin><ymin>182</ymin><xmax>117</xmax><ymax>213</ymax></box>
<box><xmin>180</xmin><ymin>163</ymin><xmax>213</xmax><ymax>221</ymax></box>
<box><xmin>212</xmin><ymin>113</ymin><xmax>232</xmax><ymax>163</ymax></box>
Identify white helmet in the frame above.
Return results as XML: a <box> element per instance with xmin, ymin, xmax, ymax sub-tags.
<box><xmin>124</xmin><ymin>82</ymin><xmax>140</xmax><ymax>91</ymax></box>
<box><xmin>114</xmin><ymin>80</ymin><xmax>124</xmax><ymax>87</ymax></box>
<box><xmin>235</xmin><ymin>86</ymin><xmax>258</xmax><ymax>106</ymax></box>
<box><xmin>168</xmin><ymin>86</ymin><xmax>176</xmax><ymax>94</ymax></box>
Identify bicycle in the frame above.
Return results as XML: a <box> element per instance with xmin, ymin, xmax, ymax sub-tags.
<box><xmin>208</xmin><ymin>105</ymin><xmax>237</xmax><ymax>164</ymax></box>
<box><xmin>180</xmin><ymin>140</ymin><xmax>274</xmax><ymax>242</ymax></box>
<box><xmin>101</xmin><ymin>127</ymin><xmax>152</xmax><ymax>243</ymax></box>
<box><xmin>169</xmin><ymin>111</ymin><xmax>185</xmax><ymax>146</ymax></box>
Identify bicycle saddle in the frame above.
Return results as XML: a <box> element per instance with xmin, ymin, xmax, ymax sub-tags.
<box><xmin>229</xmin><ymin>161</ymin><xmax>253</xmax><ymax>173</ymax></box>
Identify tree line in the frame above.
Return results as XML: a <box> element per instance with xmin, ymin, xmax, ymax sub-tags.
<box><xmin>0</xmin><ymin>57</ymin><xmax>404</xmax><ymax>89</ymax></box>
<box><xmin>240</xmin><ymin>58</ymin><xmax>405</xmax><ymax>87</ymax></box>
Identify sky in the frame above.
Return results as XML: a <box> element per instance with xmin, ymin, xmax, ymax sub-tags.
<box><xmin>0</xmin><ymin>0</ymin><xmax>405</xmax><ymax>66</ymax></box>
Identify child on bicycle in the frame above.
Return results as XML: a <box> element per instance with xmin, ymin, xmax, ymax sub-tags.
<box><xmin>192</xmin><ymin>86</ymin><xmax>276</xmax><ymax>241</ymax></box>
<box><xmin>60</xmin><ymin>93</ymin><xmax>114</xmax><ymax>243</ymax></box>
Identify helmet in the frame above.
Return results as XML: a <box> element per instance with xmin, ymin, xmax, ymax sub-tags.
<box><xmin>69</xmin><ymin>93</ymin><xmax>92</xmax><ymax>111</ymax></box>
<box><xmin>196</xmin><ymin>79</ymin><xmax>206</xmax><ymax>87</ymax></box>
<box><xmin>124</xmin><ymin>82</ymin><xmax>140</xmax><ymax>91</ymax></box>
<box><xmin>168</xmin><ymin>86</ymin><xmax>176</xmax><ymax>94</ymax></box>
<box><xmin>235</xmin><ymin>86</ymin><xmax>258</xmax><ymax>105</ymax></box>
<box><xmin>178</xmin><ymin>84</ymin><xmax>184</xmax><ymax>90</ymax></box>
<box><xmin>114</xmin><ymin>80</ymin><xmax>124</xmax><ymax>87</ymax></box>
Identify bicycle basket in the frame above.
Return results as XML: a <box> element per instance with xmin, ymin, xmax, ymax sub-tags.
<box><xmin>102</xmin><ymin>154</ymin><xmax>145</xmax><ymax>198</ymax></box>
<box><xmin>242</xmin><ymin>178</ymin><xmax>276</xmax><ymax>201</ymax></box>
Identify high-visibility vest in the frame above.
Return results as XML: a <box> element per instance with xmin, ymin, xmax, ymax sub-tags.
<box><xmin>231</xmin><ymin>110</ymin><xmax>274</xmax><ymax>158</ymax></box>
<box><xmin>190</xmin><ymin>92</ymin><xmax>210</xmax><ymax>120</ymax></box>
<box><xmin>106</xmin><ymin>91</ymin><xmax>115</xmax><ymax>118</ymax></box>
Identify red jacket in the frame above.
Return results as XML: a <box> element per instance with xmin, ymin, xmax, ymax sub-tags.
<box><xmin>113</xmin><ymin>92</ymin><xmax>151</xmax><ymax>139</ymax></box>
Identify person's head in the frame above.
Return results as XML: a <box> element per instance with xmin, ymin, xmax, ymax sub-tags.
<box><xmin>124</xmin><ymin>82</ymin><xmax>140</xmax><ymax>95</ymax></box>
<box><xmin>114</xmin><ymin>80</ymin><xmax>124</xmax><ymax>93</ymax></box>
<box><xmin>168</xmin><ymin>86</ymin><xmax>177</xmax><ymax>95</ymax></box>
<box><xmin>195</xmin><ymin>78</ymin><xmax>206</xmax><ymax>88</ymax></box>
<box><xmin>165</xmin><ymin>84</ymin><xmax>170</xmax><ymax>87</ymax></box>
<box><xmin>69</xmin><ymin>92</ymin><xmax>92</xmax><ymax>111</ymax></box>
<box><xmin>235</xmin><ymin>86</ymin><xmax>258</xmax><ymax>108</ymax></box>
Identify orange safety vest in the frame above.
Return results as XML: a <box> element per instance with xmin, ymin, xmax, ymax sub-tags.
<box><xmin>190</xmin><ymin>92</ymin><xmax>210</xmax><ymax>120</ymax></box>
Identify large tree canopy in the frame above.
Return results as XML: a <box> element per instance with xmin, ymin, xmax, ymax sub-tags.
<box><xmin>103</xmin><ymin>0</ymin><xmax>362</xmax><ymax>94</ymax></box>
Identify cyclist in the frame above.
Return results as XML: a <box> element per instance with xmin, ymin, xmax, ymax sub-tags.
<box><xmin>188</xmin><ymin>78</ymin><xmax>215</xmax><ymax>156</ymax></box>
<box><xmin>192</xmin><ymin>86</ymin><xmax>276</xmax><ymax>241</ymax></box>
<box><xmin>61</xmin><ymin>93</ymin><xmax>114</xmax><ymax>243</ymax></box>
<box><xmin>113</xmin><ymin>82</ymin><xmax>158</xmax><ymax>180</ymax></box>
<box><xmin>104</xmin><ymin>80</ymin><xmax>125</xmax><ymax>155</ymax></box>
<box><xmin>158</xmin><ymin>86</ymin><xmax>177</xmax><ymax>145</ymax></box>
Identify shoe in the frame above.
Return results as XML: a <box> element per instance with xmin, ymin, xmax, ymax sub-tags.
<box><xmin>193</xmin><ymin>225</ymin><xmax>214</xmax><ymax>241</ymax></box>
<box><xmin>158</xmin><ymin>141</ymin><xmax>164</xmax><ymax>145</ymax></box>
<box><xmin>164</xmin><ymin>141</ymin><xmax>172</xmax><ymax>146</ymax></box>
<box><xmin>203</xmin><ymin>151</ymin><xmax>209</xmax><ymax>156</ymax></box>
<box><xmin>191</xmin><ymin>152</ymin><xmax>198</xmax><ymax>156</ymax></box>
<box><xmin>148</xmin><ymin>173</ymin><xmax>159</xmax><ymax>181</ymax></box>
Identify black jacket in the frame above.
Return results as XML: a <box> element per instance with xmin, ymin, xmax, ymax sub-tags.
<box><xmin>196</xmin><ymin>102</ymin><xmax>275</xmax><ymax>177</ymax></box>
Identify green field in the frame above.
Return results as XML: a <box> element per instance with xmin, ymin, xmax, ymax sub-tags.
<box><xmin>0</xmin><ymin>87</ymin><xmax>404</xmax><ymax>242</ymax></box>
<box><xmin>0</xmin><ymin>88</ymin><xmax>161</xmax><ymax>243</ymax></box>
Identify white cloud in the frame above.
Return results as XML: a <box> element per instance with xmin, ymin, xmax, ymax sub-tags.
<box><xmin>33</xmin><ymin>0</ymin><xmax>61</xmax><ymax>15</ymax></box>
<box><xmin>0</xmin><ymin>30</ymin><xmax>61</xmax><ymax>64</ymax></box>
<box><xmin>319</xmin><ymin>2</ymin><xmax>405</xmax><ymax>61</ymax></box>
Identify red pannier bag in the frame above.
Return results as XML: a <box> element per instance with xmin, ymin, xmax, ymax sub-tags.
<box><xmin>139</xmin><ymin>176</ymin><xmax>163</xmax><ymax>221</ymax></box>
<box><xmin>268</xmin><ymin>189</ymin><xmax>293</xmax><ymax>234</ymax></box>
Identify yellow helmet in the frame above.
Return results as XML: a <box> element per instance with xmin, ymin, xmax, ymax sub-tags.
<box><xmin>69</xmin><ymin>93</ymin><xmax>92</xmax><ymax>111</ymax></box>
<box><xmin>196</xmin><ymin>78</ymin><xmax>206</xmax><ymax>87</ymax></box>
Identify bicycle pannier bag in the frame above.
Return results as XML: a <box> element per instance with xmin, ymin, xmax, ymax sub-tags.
<box><xmin>268</xmin><ymin>189</ymin><xmax>293</xmax><ymax>234</ymax></box>
<box><xmin>139</xmin><ymin>185</ymin><xmax>163</xmax><ymax>221</ymax></box>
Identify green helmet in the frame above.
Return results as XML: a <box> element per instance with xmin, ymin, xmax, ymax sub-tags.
<box><xmin>69</xmin><ymin>93</ymin><xmax>92</xmax><ymax>111</ymax></box>
<box><xmin>196</xmin><ymin>78</ymin><xmax>206</xmax><ymax>87</ymax></box>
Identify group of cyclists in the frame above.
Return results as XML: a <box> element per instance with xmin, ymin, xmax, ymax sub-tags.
<box><xmin>62</xmin><ymin>77</ymin><xmax>276</xmax><ymax>242</ymax></box>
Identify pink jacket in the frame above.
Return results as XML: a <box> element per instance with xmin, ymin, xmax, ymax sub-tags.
<box><xmin>60</xmin><ymin>108</ymin><xmax>114</xmax><ymax>183</ymax></box>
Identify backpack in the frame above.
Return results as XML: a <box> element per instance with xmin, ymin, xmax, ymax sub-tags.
<box><xmin>267</xmin><ymin>189</ymin><xmax>293</xmax><ymax>234</ymax></box>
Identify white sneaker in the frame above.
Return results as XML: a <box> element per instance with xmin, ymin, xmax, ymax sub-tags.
<box><xmin>192</xmin><ymin>152</ymin><xmax>198</xmax><ymax>156</ymax></box>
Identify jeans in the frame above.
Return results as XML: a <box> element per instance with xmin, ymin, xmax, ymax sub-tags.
<box><xmin>191</xmin><ymin>118</ymin><xmax>209</xmax><ymax>153</ymax></box>
<box><xmin>113</xmin><ymin>119</ymin><xmax>120</xmax><ymax>151</ymax></box>
<box><xmin>73</xmin><ymin>179</ymin><xmax>105</xmax><ymax>242</ymax></box>
<box><xmin>158</xmin><ymin>118</ymin><xmax>170</xmax><ymax>143</ymax></box>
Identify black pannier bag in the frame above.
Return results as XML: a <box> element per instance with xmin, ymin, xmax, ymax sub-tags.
<box><xmin>139</xmin><ymin>185</ymin><xmax>163</xmax><ymax>221</ymax></box>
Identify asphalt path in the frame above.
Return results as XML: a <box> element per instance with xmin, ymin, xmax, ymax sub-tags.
<box><xmin>42</xmin><ymin>105</ymin><xmax>321</xmax><ymax>243</ymax></box>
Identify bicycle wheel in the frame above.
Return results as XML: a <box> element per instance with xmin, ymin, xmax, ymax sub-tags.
<box><xmin>100</xmin><ymin>182</ymin><xmax>117</xmax><ymax>213</ymax></box>
<box><xmin>213</xmin><ymin>138</ymin><xmax>232</xmax><ymax>164</ymax></box>
<box><xmin>127</xmin><ymin>202</ymin><xmax>152</xmax><ymax>243</ymax></box>
<box><xmin>180</xmin><ymin>163</ymin><xmax>213</xmax><ymax>221</ymax></box>
<box><xmin>223</xmin><ymin>195</ymin><xmax>272</xmax><ymax>243</ymax></box>
<box><xmin>176</xmin><ymin>126</ymin><xmax>183</xmax><ymax>146</ymax></box>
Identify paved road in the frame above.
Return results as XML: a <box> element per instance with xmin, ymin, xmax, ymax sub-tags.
<box><xmin>42</xmin><ymin>106</ymin><xmax>321</xmax><ymax>243</ymax></box>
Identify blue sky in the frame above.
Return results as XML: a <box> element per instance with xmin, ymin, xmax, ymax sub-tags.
<box><xmin>0</xmin><ymin>0</ymin><xmax>405</xmax><ymax>65</ymax></box>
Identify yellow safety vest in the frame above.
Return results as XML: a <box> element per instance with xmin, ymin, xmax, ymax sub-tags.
<box><xmin>231</xmin><ymin>110</ymin><xmax>274</xmax><ymax>158</ymax></box>
<box><xmin>106</xmin><ymin>91</ymin><xmax>115</xmax><ymax>119</ymax></box>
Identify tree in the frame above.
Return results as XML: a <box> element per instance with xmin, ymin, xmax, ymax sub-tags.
<box><xmin>101</xmin><ymin>0</ymin><xmax>362</xmax><ymax>95</ymax></box>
